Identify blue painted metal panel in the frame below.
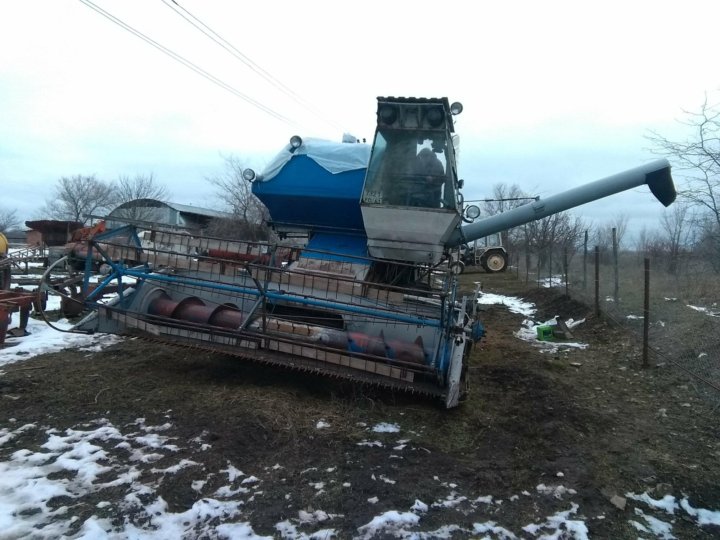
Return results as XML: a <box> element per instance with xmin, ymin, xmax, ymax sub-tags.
<box><xmin>118</xmin><ymin>269</ymin><xmax>441</xmax><ymax>327</ymax></box>
<box><xmin>304</xmin><ymin>233</ymin><xmax>369</xmax><ymax>263</ymax></box>
<box><xmin>252</xmin><ymin>155</ymin><xmax>365</xmax><ymax>232</ymax></box>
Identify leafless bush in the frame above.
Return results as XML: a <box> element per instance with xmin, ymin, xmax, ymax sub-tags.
<box><xmin>0</xmin><ymin>207</ymin><xmax>20</xmax><ymax>233</ymax></box>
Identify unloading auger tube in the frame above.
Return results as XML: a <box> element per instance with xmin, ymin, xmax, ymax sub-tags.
<box><xmin>448</xmin><ymin>158</ymin><xmax>676</xmax><ymax>247</ymax></box>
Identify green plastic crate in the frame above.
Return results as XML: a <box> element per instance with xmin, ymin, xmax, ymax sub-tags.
<box><xmin>536</xmin><ymin>325</ymin><xmax>554</xmax><ymax>341</ymax></box>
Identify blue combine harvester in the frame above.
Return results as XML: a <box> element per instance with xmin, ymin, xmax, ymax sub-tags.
<box><xmin>55</xmin><ymin>97</ymin><xmax>676</xmax><ymax>407</ymax></box>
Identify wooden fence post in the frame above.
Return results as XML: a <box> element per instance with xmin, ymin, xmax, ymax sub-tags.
<box><xmin>583</xmin><ymin>230</ymin><xmax>588</xmax><ymax>290</ymax></box>
<box><xmin>564</xmin><ymin>247</ymin><xmax>569</xmax><ymax>297</ymax></box>
<box><xmin>643</xmin><ymin>258</ymin><xmax>650</xmax><ymax>368</ymax></box>
<box><xmin>612</xmin><ymin>227</ymin><xmax>619</xmax><ymax>304</ymax></box>
<box><xmin>525</xmin><ymin>249</ymin><xmax>530</xmax><ymax>285</ymax></box>
<box><xmin>594</xmin><ymin>246</ymin><xmax>600</xmax><ymax>317</ymax></box>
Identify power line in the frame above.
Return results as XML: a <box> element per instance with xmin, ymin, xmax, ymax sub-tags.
<box><xmin>160</xmin><ymin>0</ymin><xmax>344</xmax><ymax>132</ymax></box>
<box><xmin>78</xmin><ymin>0</ymin><xmax>300</xmax><ymax>127</ymax></box>
<box><xmin>465</xmin><ymin>197</ymin><xmax>540</xmax><ymax>203</ymax></box>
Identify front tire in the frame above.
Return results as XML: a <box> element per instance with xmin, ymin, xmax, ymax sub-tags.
<box><xmin>482</xmin><ymin>251</ymin><xmax>507</xmax><ymax>273</ymax></box>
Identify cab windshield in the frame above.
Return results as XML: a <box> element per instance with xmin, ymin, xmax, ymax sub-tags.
<box><xmin>362</xmin><ymin>130</ymin><xmax>457</xmax><ymax>210</ymax></box>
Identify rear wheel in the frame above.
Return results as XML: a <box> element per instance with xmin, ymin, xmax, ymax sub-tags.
<box><xmin>482</xmin><ymin>250</ymin><xmax>508</xmax><ymax>273</ymax></box>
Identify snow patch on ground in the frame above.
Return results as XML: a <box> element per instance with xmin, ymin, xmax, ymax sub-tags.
<box><xmin>686</xmin><ymin>304</ymin><xmax>720</xmax><ymax>317</ymax></box>
<box><xmin>515</xmin><ymin>318</ymin><xmax>589</xmax><ymax>353</ymax></box>
<box><xmin>371</xmin><ymin>422</ymin><xmax>400</xmax><ymax>433</ymax></box>
<box><xmin>477</xmin><ymin>292</ymin><xmax>536</xmax><ymax>317</ymax></box>
<box><xmin>0</xmin><ymin>315</ymin><xmax>122</xmax><ymax>367</ymax></box>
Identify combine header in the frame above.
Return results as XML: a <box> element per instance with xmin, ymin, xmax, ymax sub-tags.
<box><xmin>52</xmin><ymin>97</ymin><xmax>676</xmax><ymax>407</ymax></box>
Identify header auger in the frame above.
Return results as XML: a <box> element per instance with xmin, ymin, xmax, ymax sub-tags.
<box><xmin>57</xmin><ymin>97</ymin><xmax>675</xmax><ymax>407</ymax></box>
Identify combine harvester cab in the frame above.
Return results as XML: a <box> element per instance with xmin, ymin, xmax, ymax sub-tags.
<box><xmin>64</xmin><ymin>97</ymin><xmax>676</xmax><ymax>408</ymax></box>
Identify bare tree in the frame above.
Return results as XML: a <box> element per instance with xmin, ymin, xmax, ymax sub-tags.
<box><xmin>44</xmin><ymin>175</ymin><xmax>116</xmax><ymax>225</ymax></box>
<box><xmin>109</xmin><ymin>173</ymin><xmax>170</xmax><ymax>224</ymax></box>
<box><xmin>695</xmin><ymin>213</ymin><xmax>720</xmax><ymax>272</ymax></box>
<box><xmin>611</xmin><ymin>212</ymin><xmax>630</xmax><ymax>247</ymax></box>
<box><xmin>635</xmin><ymin>225</ymin><xmax>666</xmax><ymax>265</ymax></box>
<box><xmin>203</xmin><ymin>217</ymin><xmax>270</xmax><ymax>241</ymax></box>
<box><xmin>207</xmin><ymin>154</ymin><xmax>269</xmax><ymax>229</ymax></box>
<box><xmin>590</xmin><ymin>213</ymin><xmax>629</xmax><ymax>261</ymax></box>
<box><xmin>481</xmin><ymin>183</ymin><xmax>535</xmax><ymax>250</ymax></box>
<box><xmin>648</xmin><ymin>95</ymin><xmax>720</xmax><ymax>267</ymax></box>
<box><xmin>519</xmin><ymin>211</ymin><xmax>584</xmax><ymax>277</ymax></box>
<box><xmin>589</xmin><ymin>223</ymin><xmax>611</xmax><ymax>260</ymax></box>
<box><xmin>635</xmin><ymin>225</ymin><xmax>655</xmax><ymax>254</ymax></box>
<box><xmin>482</xmin><ymin>183</ymin><xmax>529</xmax><ymax>216</ymax></box>
<box><xmin>0</xmin><ymin>207</ymin><xmax>20</xmax><ymax>233</ymax></box>
<box><xmin>660</xmin><ymin>202</ymin><xmax>693</xmax><ymax>274</ymax></box>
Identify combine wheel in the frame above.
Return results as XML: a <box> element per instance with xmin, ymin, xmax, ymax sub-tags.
<box><xmin>36</xmin><ymin>256</ymin><xmax>93</xmax><ymax>334</ymax></box>
<box><xmin>482</xmin><ymin>251</ymin><xmax>508</xmax><ymax>273</ymax></box>
<box><xmin>448</xmin><ymin>260</ymin><xmax>465</xmax><ymax>275</ymax></box>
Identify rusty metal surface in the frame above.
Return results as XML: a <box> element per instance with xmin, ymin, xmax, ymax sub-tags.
<box><xmin>0</xmin><ymin>290</ymin><xmax>37</xmax><ymax>307</ymax></box>
<box><xmin>0</xmin><ymin>290</ymin><xmax>37</xmax><ymax>345</ymax></box>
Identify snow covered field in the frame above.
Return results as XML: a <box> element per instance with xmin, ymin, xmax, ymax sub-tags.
<box><xmin>1</xmin><ymin>413</ymin><xmax>718</xmax><ymax>539</ymax></box>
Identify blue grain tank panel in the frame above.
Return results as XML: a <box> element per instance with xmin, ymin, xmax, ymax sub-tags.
<box><xmin>252</xmin><ymin>142</ymin><xmax>369</xmax><ymax>233</ymax></box>
<box><xmin>305</xmin><ymin>233</ymin><xmax>369</xmax><ymax>262</ymax></box>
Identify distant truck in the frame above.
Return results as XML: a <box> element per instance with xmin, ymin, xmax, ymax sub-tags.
<box><xmin>458</xmin><ymin>233</ymin><xmax>508</xmax><ymax>273</ymax></box>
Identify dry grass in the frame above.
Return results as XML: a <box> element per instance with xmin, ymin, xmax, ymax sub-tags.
<box><xmin>512</xmin><ymin>250</ymin><xmax>720</xmax><ymax>396</ymax></box>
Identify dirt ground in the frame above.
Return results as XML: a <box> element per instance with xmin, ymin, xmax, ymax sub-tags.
<box><xmin>1</xmin><ymin>271</ymin><xmax>719</xmax><ymax>538</ymax></box>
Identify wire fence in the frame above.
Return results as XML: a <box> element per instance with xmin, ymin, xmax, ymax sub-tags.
<box><xmin>510</xmin><ymin>239</ymin><xmax>720</xmax><ymax>406</ymax></box>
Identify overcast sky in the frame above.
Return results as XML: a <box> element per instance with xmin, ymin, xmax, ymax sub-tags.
<box><xmin>1</xmin><ymin>0</ymin><xmax>719</xmax><ymax>239</ymax></box>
